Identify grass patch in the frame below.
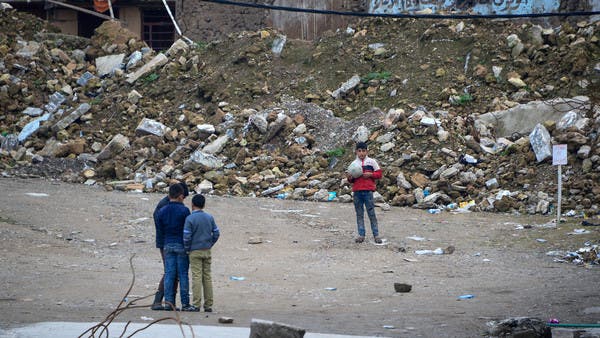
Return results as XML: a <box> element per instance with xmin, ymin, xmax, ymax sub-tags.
<box><xmin>89</xmin><ymin>97</ymin><xmax>102</xmax><ymax>105</ymax></box>
<box><xmin>142</xmin><ymin>73</ymin><xmax>159</xmax><ymax>84</ymax></box>
<box><xmin>362</xmin><ymin>71</ymin><xmax>391</xmax><ymax>83</ymax></box>
<box><xmin>452</xmin><ymin>93</ymin><xmax>473</xmax><ymax>105</ymax></box>
<box><xmin>326</xmin><ymin>147</ymin><xmax>345</xmax><ymax>158</ymax></box>
<box><xmin>195</xmin><ymin>41</ymin><xmax>208</xmax><ymax>51</ymax></box>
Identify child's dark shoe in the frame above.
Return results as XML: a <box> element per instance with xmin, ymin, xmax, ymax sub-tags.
<box><xmin>182</xmin><ymin>304</ymin><xmax>200</xmax><ymax>312</ymax></box>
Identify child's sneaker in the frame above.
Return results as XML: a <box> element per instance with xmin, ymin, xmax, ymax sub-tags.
<box><xmin>355</xmin><ymin>236</ymin><xmax>365</xmax><ymax>243</ymax></box>
<box><xmin>163</xmin><ymin>305</ymin><xmax>180</xmax><ymax>311</ymax></box>
<box><xmin>374</xmin><ymin>237</ymin><xmax>383</xmax><ymax>244</ymax></box>
<box><xmin>182</xmin><ymin>304</ymin><xmax>200</xmax><ymax>312</ymax></box>
<box><xmin>151</xmin><ymin>303</ymin><xmax>164</xmax><ymax>311</ymax></box>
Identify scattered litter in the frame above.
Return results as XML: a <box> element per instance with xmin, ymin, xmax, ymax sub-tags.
<box><xmin>327</xmin><ymin>191</ymin><xmax>337</xmax><ymax>201</ymax></box>
<box><xmin>229</xmin><ymin>276</ymin><xmax>245</xmax><ymax>281</ymax></box>
<box><xmin>219</xmin><ymin>317</ymin><xmax>234</xmax><ymax>324</ymax></box>
<box><xmin>482</xmin><ymin>258</ymin><xmax>491</xmax><ymax>262</ymax></box>
<box><xmin>406</xmin><ymin>236</ymin><xmax>426</xmax><ymax>241</ymax></box>
<box><xmin>25</xmin><ymin>192</ymin><xmax>48</xmax><ymax>197</ymax></box>
<box><xmin>564</xmin><ymin>210</ymin><xmax>577</xmax><ymax>217</ymax></box>
<box><xmin>546</xmin><ymin>250</ymin><xmax>565</xmax><ymax>257</ymax></box>
<box><xmin>427</xmin><ymin>208</ymin><xmax>441</xmax><ymax>214</ymax></box>
<box><xmin>140</xmin><ymin>316</ymin><xmax>153</xmax><ymax>321</ymax></box>
<box><xmin>325</xmin><ymin>287</ymin><xmax>337</xmax><ymax>291</ymax></box>
<box><xmin>536</xmin><ymin>238</ymin><xmax>547</xmax><ymax>243</ymax></box>
<box><xmin>415</xmin><ymin>248</ymin><xmax>444</xmax><ymax>255</ymax></box>
<box><xmin>474</xmin><ymin>252</ymin><xmax>481</xmax><ymax>256</ymax></box>
<box><xmin>458</xmin><ymin>200</ymin><xmax>476</xmax><ymax>209</ymax></box>
<box><xmin>394</xmin><ymin>283</ymin><xmax>412</xmax><ymax>293</ymax></box>
<box><xmin>403</xmin><ymin>258</ymin><xmax>418</xmax><ymax>262</ymax></box>
<box><xmin>582</xmin><ymin>220</ymin><xmax>600</xmax><ymax>226</ymax></box>
<box><xmin>547</xmin><ymin>244</ymin><xmax>599</xmax><ymax>265</ymax></box>
<box><xmin>537</xmin><ymin>220</ymin><xmax>557</xmax><ymax>228</ymax></box>
<box><xmin>128</xmin><ymin>217</ymin><xmax>149</xmax><ymax>224</ymax></box>
<box><xmin>457</xmin><ymin>294</ymin><xmax>474</xmax><ymax>300</ymax></box>
<box><xmin>548</xmin><ymin>318</ymin><xmax>560</xmax><ymax>324</ymax></box>
<box><xmin>568</xmin><ymin>229</ymin><xmax>591</xmax><ymax>235</ymax></box>
<box><xmin>383</xmin><ymin>325</ymin><xmax>395</xmax><ymax>329</ymax></box>
<box><xmin>374</xmin><ymin>238</ymin><xmax>388</xmax><ymax>245</ymax></box>
<box><xmin>265</xmin><ymin>208</ymin><xmax>304</xmax><ymax>214</ymax></box>
<box><xmin>248</xmin><ymin>237</ymin><xmax>263</xmax><ymax>244</ymax></box>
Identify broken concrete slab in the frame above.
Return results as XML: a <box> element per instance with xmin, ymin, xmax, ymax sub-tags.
<box><xmin>18</xmin><ymin>113</ymin><xmax>51</xmax><ymax>143</ymax></box>
<box><xmin>250</xmin><ymin>318</ymin><xmax>306</xmax><ymax>338</ymax></box>
<box><xmin>135</xmin><ymin>118</ymin><xmax>167</xmax><ymax>137</ymax></box>
<box><xmin>125</xmin><ymin>53</ymin><xmax>168</xmax><ymax>84</ymax></box>
<box><xmin>95</xmin><ymin>53</ymin><xmax>125</xmax><ymax>77</ymax></box>
<box><xmin>96</xmin><ymin>134</ymin><xmax>130</xmax><ymax>161</ymax></box>
<box><xmin>52</xmin><ymin>103</ymin><xmax>91</xmax><ymax>132</ymax></box>
<box><xmin>477</xmin><ymin>96</ymin><xmax>591</xmax><ymax>137</ymax></box>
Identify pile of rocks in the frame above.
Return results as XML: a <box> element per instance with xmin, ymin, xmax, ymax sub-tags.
<box><xmin>0</xmin><ymin>4</ymin><xmax>599</xmax><ymax>217</ymax></box>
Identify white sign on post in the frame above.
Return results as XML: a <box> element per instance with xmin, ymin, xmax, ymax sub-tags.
<box><xmin>552</xmin><ymin>144</ymin><xmax>567</xmax><ymax>223</ymax></box>
<box><xmin>552</xmin><ymin>144</ymin><xmax>567</xmax><ymax>165</ymax></box>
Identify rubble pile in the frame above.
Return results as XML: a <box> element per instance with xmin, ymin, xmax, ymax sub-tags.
<box><xmin>0</xmin><ymin>5</ymin><xmax>599</xmax><ymax>217</ymax></box>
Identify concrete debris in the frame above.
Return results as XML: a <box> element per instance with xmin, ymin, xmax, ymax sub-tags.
<box><xmin>249</xmin><ymin>318</ymin><xmax>305</xmax><ymax>338</ymax></box>
<box><xmin>1</xmin><ymin>8</ymin><xmax>599</xmax><ymax>218</ymax></box>
<box><xmin>486</xmin><ymin>317</ymin><xmax>551</xmax><ymax>338</ymax></box>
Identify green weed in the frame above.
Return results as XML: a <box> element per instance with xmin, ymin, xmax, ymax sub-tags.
<box><xmin>452</xmin><ymin>93</ymin><xmax>473</xmax><ymax>105</ymax></box>
<box><xmin>362</xmin><ymin>71</ymin><xmax>391</xmax><ymax>83</ymax></box>
<box><xmin>89</xmin><ymin>97</ymin><xmax>102</xmax><ymax>105</ymax></box>
<box><xmin>142</xmin><ymin>73</ymin><xmax>159</xmax><ymax>84</ymax></box>
<box><xmin>326</xmin><ymin>147</ymin><xmax>345</xmax><ymax>158</ymax></box>
<box><xmin>195</xmin><ymin>41</ymin><xmax>208</xmax><ymax>51</ymax></box>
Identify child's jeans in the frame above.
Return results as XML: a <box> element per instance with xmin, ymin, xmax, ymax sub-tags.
<box><xmin>164</xmin><ymin>243</ymin><xmax>190</xmax><ymax>307</ymax></box>
<box><xmin>353</xmin><ymin>190</ymin><xmax>379</xmax><ymax>237</ymax></box>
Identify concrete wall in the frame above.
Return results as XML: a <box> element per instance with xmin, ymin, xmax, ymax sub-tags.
<box><xmin>177</xmin><ymin>0</ymin><xmax>271</xmax><ymax>43</ymax></box>
<box><xmin>269</xmin><ymin>0</ymin><xmax>363</xmax><ymax>40</ymax></box>
<box><xmin>369</xmin><ymin>0</ymin><xmax>594</xmax><ymax>15</ymax></box>
<box><xmin>48</xmin><ymin>9</ymin><xmax>78</xmax><ymax>35</ymax></box>
<box><xmin>120</xmin><ymin>7</ymin><xmax>141</xmax><ymax>39</ymax></box>
<box><xmin>177</xmin><ymin>0</ymin><xmax>366</xmax><ymax>42</ymax></box>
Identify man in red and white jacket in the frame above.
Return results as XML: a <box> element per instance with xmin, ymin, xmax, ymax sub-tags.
<box><xmin>345</xmin><ymin>142</ymin><xmax>383</xmax><ymax>244</ymax></box>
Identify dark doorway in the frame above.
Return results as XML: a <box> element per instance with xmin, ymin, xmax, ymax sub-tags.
<box><xmin>143</xmin><ymin>7</ymin><xmax>175</xmax><ymax>50</ymax></box>
<box><xmin>78</xmin><ymin>9</ymin><xmax>119</xmax><ymax>38</ymax></box>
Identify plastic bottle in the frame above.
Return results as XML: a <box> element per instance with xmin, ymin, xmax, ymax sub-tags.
<box><xmin>427</xmin><ymin>208</ymin><xmax>441</xmax><ymax>214</ymax></box>
<box><xmin>457</xmin><ymin>294</ymin><xmax>474</xmax><ymax>300</ymax></box>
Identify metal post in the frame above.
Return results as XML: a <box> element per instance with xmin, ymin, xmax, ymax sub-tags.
<box><xmin>557</xmin><ymin>164</ymin><xmax>562</xmax><ymax>223</ymax></box>
<box><xmin>161</xmin><ymin>0</ymin><xmax>193</xmax><ymax>44</ymax></box>
<box><xmin>107</xmin><ymin>0</ymin><xmax>115</xmax><ymax>19</ymax></box>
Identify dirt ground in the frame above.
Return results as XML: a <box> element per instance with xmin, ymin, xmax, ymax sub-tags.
<box><xmin>0</xmin><ymin>178</ymin><xmax>598</xmax><ymax>337</ymax></box>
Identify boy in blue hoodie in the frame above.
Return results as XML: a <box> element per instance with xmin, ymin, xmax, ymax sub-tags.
<box><xmin>184</xmin><ymin>194</ymin><xmax>220</xmax><ymax>312</ymax></box>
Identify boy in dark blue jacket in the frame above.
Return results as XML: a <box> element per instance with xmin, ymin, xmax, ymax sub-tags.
<box><xmin>184</xmin><ymin>194</ymin><xmax>220</xmax><ymax>312</ymax></box>
<box><xmin>151</xmin><ymin>182</ymin><xmax>188</xmax><ymax>310</ymax></box>
<box><xmin>155</xmin><ymin>183</ymin><xmax>198</xmax><ymax>311</ymax></box>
